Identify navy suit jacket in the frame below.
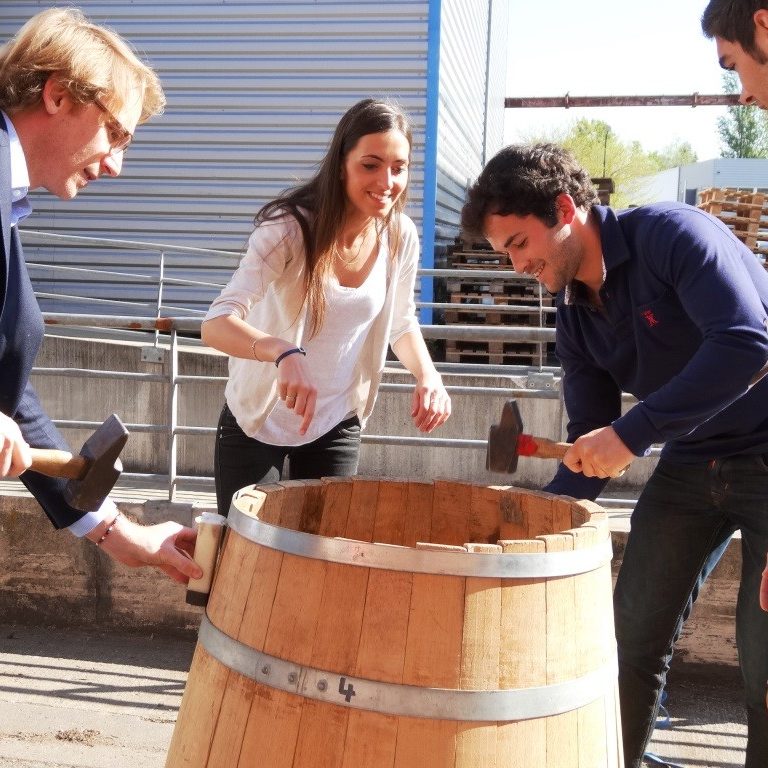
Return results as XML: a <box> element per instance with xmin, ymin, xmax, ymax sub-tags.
<box><xmin>0</xmin><ymin>114</ymin><xmax>89</xmax><ymax>528</ymax></box>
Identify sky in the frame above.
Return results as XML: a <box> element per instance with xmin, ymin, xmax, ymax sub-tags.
<box><xmin>504</xmin><ymin>0</ymin><xmax>730</xmax><ymax>161</ymax></box>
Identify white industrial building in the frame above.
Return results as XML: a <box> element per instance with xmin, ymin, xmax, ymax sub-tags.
<box><xmin>633</xmin><ymin>157</ymin><xmax>768</xmax><ymax>206</ymax></box>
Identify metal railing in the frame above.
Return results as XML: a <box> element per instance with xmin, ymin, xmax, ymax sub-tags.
<box><xmin>22</xmin><ymin>228</ymin><xmax>558</xmax><ymax>364</ymax></box>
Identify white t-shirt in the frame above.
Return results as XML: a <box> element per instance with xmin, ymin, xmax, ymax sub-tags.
<box><xmin>255</xmin><ymin>252</ymin><xmax>386</xmax><ymax>446</ymax></box>
<box><xmin>203</xmin><ymin>212</ymin><xmax>422</xmax><ymax>438</ymax></box>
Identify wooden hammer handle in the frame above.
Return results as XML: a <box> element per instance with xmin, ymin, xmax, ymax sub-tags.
<box><xmin>29</xmin><ymin>449</ymin><xmax>88</xmax><ymax>480</ymax></box>
<box><xmin>528</xmin><ymin>436</ymin><xmax>571</xmax><ymax>460</ymax></box>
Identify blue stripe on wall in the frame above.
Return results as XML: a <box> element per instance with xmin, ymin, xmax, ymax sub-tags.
<box><xmin>420</xmin><ymin>0</ymin><xmax>441</xmax><ymax>324</ymax></box>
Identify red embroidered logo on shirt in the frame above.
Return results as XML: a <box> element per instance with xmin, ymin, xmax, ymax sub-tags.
<box><xmin>642</xmin><ymin>309</ymin><xmax>659</xmax><ymax>327</ymax></box>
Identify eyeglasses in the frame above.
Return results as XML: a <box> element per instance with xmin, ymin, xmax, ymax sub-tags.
<box><xmin>93</xmin><ymin>97</ymin><xmax>133</xmax><ymax>155</ymax></box>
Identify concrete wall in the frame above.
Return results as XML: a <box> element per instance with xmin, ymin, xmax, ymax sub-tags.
<box><xmin>0</xmin><ymin>494</ymin><xmax>206</xmax><ymax>636</ymax></box>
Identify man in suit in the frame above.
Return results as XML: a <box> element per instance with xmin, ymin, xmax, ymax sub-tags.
<box><xmin>702</xmin><ymin>1</ymin><xmax>768</xmax><ymax>616</ymax></box>
<box><xmin>0</xmin><ymin>8</ymin><xmax>201</xmax><ymax>583</ymax></box>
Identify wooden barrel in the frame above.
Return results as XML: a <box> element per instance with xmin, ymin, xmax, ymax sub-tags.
<box><xmin>166</xmin><ymin>478</ymin><xmax>623</xmax><ymax>767</ymax></box>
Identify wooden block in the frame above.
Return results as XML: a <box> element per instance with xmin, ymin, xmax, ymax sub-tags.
<box><xmin>318</xmin><ymin>477</ymin><xmax>353</xmax><ymax>538</ymax></box>
<box><xmin>238</xmin><ymin>550</ymin><xmax>328</xmax><ymax>767</ymax></box>
<box><xmin>298</xmin><ymin>480</ymin><xmax>325</xmax><ymax>535</ymax></box>
<box><xmin>540</xmin><ymin>533</ymin><xmax>578</xmax><ymax>767</ymax></box>
<box><xmin>402</xmin><ymin>481</ymin><xmax>434</xmax><ymax>547</ymax></box>
<box><xmin>498</xmin><ymin>539</ymin><xmax>547</xmax><ymax>764</ymax></box>
<box><xmin>276</xmin><ymin>479</ymin><xmax>309</xmax><ymax>531</ymax></box>
<box><xmin>395</xmin><ymin>566</ymin><xmax>464</xmax><ymax>767</ymax></box>
<box><xmin>373</xmin><ymin>479</ymin><xmax>410</xmax><ymax>546</ymax></box>
<box><xmin>431</xmin><ymin>480</ymin><xmax>473</xmax><ymax>546</ymax></box>
<box><xmin>346</xmin><ymin>478</ymin><xmax>380</xmax><ymax>543</ymax></box>
<box><xmin>236</xmin><ymin>545</ymin><xmax>284</xmax><ymax>650</ymax></box>
<box><xmin>251</xmin><ymin>482</ymin><xmax>285</xmax><ymax>524</ymax></box>
<box><xmin>551</xmin><ymin>497</ymin><xmax>574</xmax><ymax>534</ymax></box>
<box><xmin>455</xmin><ymin>543</ymin><xmax>502</xmax><ymax>767</ymax></box>
<box><xmin>292</xmin><ymin>699</ymin><xmax>348</xmax><ymax>768</ymax></box>
<box><xmin>207</xmin><ymin>531</ymin><xmax>265</xmax><ymax>638</ymax></box>
<box><xmin>166</xmin><ymin>644</ymin><xmax>230</xmax><ymax>768</ymax></box>
<box><xmin>236</xmin><ymin>687</ymin><xmax>303</xmax><ymax>768</ymax></box>
<box><xmin>206</xmin><ymin>670</ymin><xmax>255</xmax><ymax>767</ymax></box>
<box><xmin>497</xmin><ymin>487</ymin><xmax>529</xmax><ymax>540</ymax></box>
<box><xmin>468</xmin><ymin>484</ymin><xmax>504</xmax><ymax>544</ymax></box>
<box><xmin>406</xmin><ymin>564</ymin><xmax>465</xmax><ymax>684</ymax></box>
<box><xmin>393</xmin><ymin>717</ymin><xmax>458</xmax><ymax>768</ymax></box>
<box><xmin>570</xmin><ymin>526</ymin><xmax>609</xmax><ymax>768</ymax></box>
<box><xmin>263</xmin><ymin>551</ymin><xmax>327</xmax><ymax>666</ymax></box>
<box><xmin>341</xmin><ymin>710</ymin><xmax>398</xmax><ymax>768</ymax></box>
<box><xmin>522</xmin><ymin>491</ymin><xmax>554</xmax><ymax>538</ymax></box>
<box><xmin>498</xmin><ymin>539</ymin><xmax>547</xmax><ymax>687</ymax></box>
<box><xmin>342</xmin><ymin>567</ymin><xmax>413</xmax><ymax>766</ymax></box>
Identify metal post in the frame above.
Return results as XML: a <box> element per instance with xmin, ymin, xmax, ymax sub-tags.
<box><xmin>154</xmin><ymin>250</ymin><xmax>166</xmax><ymax>348</ymax></box>
<box><xmin>168</xmin><ymin>328</ymin><xmax>178</xmax><ymax>502</ymax></box>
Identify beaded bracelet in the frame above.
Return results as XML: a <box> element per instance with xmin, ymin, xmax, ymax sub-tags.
<box><xmin>96</xmin><ymin>511</ymin><xmax>122</xmax><ymax>546</ymax></box>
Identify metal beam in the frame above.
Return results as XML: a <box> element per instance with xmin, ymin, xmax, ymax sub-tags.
<box><xmin>505</xmin><ymin>93</ymin><xmax>740</xmax><ymax>109</ymax></box>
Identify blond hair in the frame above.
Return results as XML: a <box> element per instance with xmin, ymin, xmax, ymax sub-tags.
<box><xmin>0</xmin><ymin>7</ymin><xmax>164</xmax><ymax>121</ymax></box>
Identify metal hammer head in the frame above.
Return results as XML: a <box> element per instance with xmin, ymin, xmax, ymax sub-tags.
<box><xmin>486</xmin><ymin>400</ymin><xmax>524</xmax><ymax>474</ymax></box>
<box><xmin>63</xmin><ymin>414</ymin><xmax>129</xmax><ymax>511</ymax></box>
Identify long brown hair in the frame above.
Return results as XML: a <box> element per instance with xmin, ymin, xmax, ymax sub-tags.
<box><xmin>256</xmin><ymin>98</ymin><xmax>413</xmax><ymax>337</ymax></box>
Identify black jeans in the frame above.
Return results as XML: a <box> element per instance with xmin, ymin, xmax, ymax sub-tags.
<box><xmin>214</xmin><ymin>403</ymin><xmax>361</xmax><ymax>515</ymax></box>
<box><xmin>614</xmin><ymin>455</ymin><xmax>768</xmax><ymax>768</ymax></box>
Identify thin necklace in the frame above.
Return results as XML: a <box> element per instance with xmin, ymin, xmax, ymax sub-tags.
<box><xmin>333</xmin><ymin>226</ymin><xmax>373</xmax><ymax>265</ymax></box>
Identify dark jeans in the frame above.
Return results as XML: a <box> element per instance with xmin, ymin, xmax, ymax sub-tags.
<box><xmin>214</xmin><ymin>404</ymin><xmax>361</xmax><ymax>515</ymax></box>
<box><xmin>614</xmin><ymin>455</ymin><xmax>768</xmax><ymax>768</ymax></box>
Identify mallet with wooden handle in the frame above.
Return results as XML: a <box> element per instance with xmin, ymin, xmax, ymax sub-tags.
<box><xmin>28</xmin><ymin>414</ymin><xmax>129</xmax><ymax>511</ymax></box>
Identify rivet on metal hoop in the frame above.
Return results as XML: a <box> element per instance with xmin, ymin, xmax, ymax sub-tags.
<box><xmin>288</xmin><ymin>672</ymin><xmax>298</xmax><ymax>684</ymax></box>
<box><xmin>317</xmin><ymin>679</ymin><xmax>328</xmax><ymax>692</ymax></box>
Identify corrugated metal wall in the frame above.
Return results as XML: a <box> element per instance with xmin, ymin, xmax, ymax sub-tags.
<box><xmin>483</xmin><ymin>0</ymin><xmax>509</xmax><ymax>166</ymax></box>
<box><xmin>3</xmin><ymin>1</ymin><xmax>431</xmax><ymax>314</ymax></box>
<box><xmin>3</xmin><ymin>0</ymin><xmax>505</xmax><ymax>315</ymax></box>
<box><xmin>430</xmin><ymin>0</ymin><xmax>506</xmax><ymax>251</ymax></box>
<box><xmin>433</xmin><ymin>0</ymin><xmax>489</xmax><ymax>247</ymax></box>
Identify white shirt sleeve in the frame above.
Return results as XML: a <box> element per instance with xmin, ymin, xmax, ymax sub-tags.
<box><xmin>67</xmin><ymin>497</ymin><xmax>118</xmax><ymax>537</ymax></box>
<box><xmin>204</xmin><ymin>217</ymin><xmax>297</xmax><ymax>321</ymax></box>
<box><xmin>388</xmin><ymin>216</ymin><xmax>421</xmax><ymax>344</ymax></box>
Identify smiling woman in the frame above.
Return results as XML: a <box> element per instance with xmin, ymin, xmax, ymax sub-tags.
<box><xmin>200</xmin><ymin>98</ymin><xmax>452</xmax><ymax>515</ymax></box>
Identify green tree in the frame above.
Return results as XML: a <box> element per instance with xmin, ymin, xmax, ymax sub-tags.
<box><xmin>521</xmin><ymin>118</ymin><xmax>697</xmax><ymax>207</ymax></box>
<box><xmin>649</xmin><ymin>140</ymin><xmax>698</xmax><ymax>169</ymax></box>
<box><xmin>718</xmin><ymin>71</ymin><xmax>768</xmax><ymax>158</ymax></box>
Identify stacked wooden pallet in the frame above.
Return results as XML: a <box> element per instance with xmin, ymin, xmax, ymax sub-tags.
<box><xmin>698</xmin><ymin>188</ymin><xmax>768</xmax><ymax>259</ymax></box>
<box><xmin>442</xmin><ymin>237</ymin><xmax>555</xmax><ymax>366</ymax></box>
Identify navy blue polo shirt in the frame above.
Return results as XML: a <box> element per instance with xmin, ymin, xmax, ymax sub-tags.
<box><xmin>545</xmin><ymin>202</ymin><xmax>768</xmax><ymax>501</ymax></box>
